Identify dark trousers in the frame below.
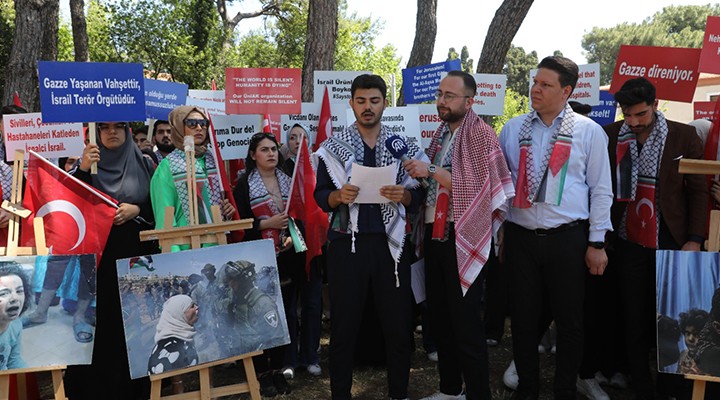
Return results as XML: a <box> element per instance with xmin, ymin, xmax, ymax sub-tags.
<box><xmin>327</xmin><ymin>234</ymin><xmax>412</xmax><ymax>400</ymax></box>
<box><xmin>616</xmin><ymin>237</ymin><xmax>659</xmax><ymax>397</ymax></box>
<box><xmin>425</xmin><ymin>225</ymin><xmax>491</xmax><ymax>400</ymax></box>
<box><xmin>299</xmin><ymin>257</ymin><xmax>324</xmax><ymax>366</ymax></box>
<box><xmin>483</xmin><ymin>248</ymin><xmax>510</xmax><ymax>343</ymax></box>
<box><xmin>506</xmin><ymin>221</ymin><xmax>587</xmax><ymax>399</ymax></box>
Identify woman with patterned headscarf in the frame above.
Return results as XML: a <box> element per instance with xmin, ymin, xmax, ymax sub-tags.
<box><xmin>150</xmin><ymin>106</ymin><xmax>235</xmax><ymax>250</ymax></box>
<box><xmin>67</xmin><ymin>121</ymin><xmax>155</xmax><ymax>400</ymax></box>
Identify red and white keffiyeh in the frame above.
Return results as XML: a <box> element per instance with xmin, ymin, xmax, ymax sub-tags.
<box><xmin>427</xmin><ymin>108</ymin><xmax>514</xmax><ymax>295</ymax></box>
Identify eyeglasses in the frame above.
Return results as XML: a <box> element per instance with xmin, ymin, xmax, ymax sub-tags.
<box><xmin>251</xmin><ymin>132</ymin><xmax>277</xmax><ymax>141</ymax></box>
<box><xmin>433</xmin><ymin>91</ymin><xmax>471</xmax><ymax>102</ymax></box>
<box><xmin>98</xmin><ymin>123</ymin><xmax>127</xmax><ymax>133</ymax></box>
<box><xmin>184</xmin><ymin>118</ymin><xmax>209</xmax><ymax>129</ymax></box>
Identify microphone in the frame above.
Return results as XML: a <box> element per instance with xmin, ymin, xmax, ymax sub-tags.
<box><xmin>385</xmin><ymin>135</ymin><xmax>429</xmax><ymax>188</ymax></box>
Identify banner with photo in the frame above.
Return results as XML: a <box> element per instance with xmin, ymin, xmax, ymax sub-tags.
<box><xmin>656</xmin><ymin>250</ymin><xmax>720</xmax><ymax>377</ymax></box>
<box><xmin>117</xmin><ymin>240</ymin><xmax>289</xmax><ymax>379</ymax></box>
<box><xmin>0</xmin><ymin>254</ymin><xmax>96</xmax><ymax>371</ymax></box>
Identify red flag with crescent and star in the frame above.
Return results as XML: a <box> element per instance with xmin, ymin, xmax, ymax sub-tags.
<box><xmin>21</xmin><ymin>152</ymin><xmax>117</xmax><ymax>265</ymax></box>
<box><xmin>625</xmin><ymin>180</ymin><xmax>658</xmax><ymax>248</ymax></box>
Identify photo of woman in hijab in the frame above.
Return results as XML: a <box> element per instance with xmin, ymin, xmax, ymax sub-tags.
<box><xmin>148</xmin><ymin>295</ymin><xmax>199</xmax><ymax>374</ymax></box>
<box><xmin>0</xmin><ymin>262</ymin><xmax>31</xmax><ymax>370</ymax></box>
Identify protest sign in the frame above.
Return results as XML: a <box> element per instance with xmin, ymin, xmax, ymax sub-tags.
<box><xmin>279</xmin><ymin>102</ymin><xmax>349</xmax><ymax>145</ymax></box>
<box><xmin>144</xmin><ymin>78</ymin><xmax>188</xmax><ymax>121</ymax></box>
<box><xmin>588</xmin><ymin>91</ymin><xmax>618</xmax><ymax>127</ymax></box>
<box><xmin>210</xmin><ymin>114</ymin><xmax>260</xmax><ymax>160</ymax></box>
<box><xmin>402</xmin><ymin>59</ymin><xmax>461</xmax><ymax>104</ymax></box>
<box><xmin>38</xmin><ymin>61</ymin><xmax>145</xmax><ymax>123</ymax></box>
<box><xmin>694</xmin><ymin>101</ymin><xmax>718</xmax><ymax>121</ymax></box>
<box><xmin>609</xmin><ymin>45</ymin><xmax>700</xmax><ymax>103</ymax></box>
<box><xmin>188</xmin><ymin>89</ymin><xmax>226</xmax><ymax>115</ymax></box>
<box><xmin>225</xmin><ymin>68</ymin><xmax>301</xmax><ymax>115</ymax></box>
<box><xmin>471</xmin><ymin>73</ymin><xmax>506</xmax><ymax>116</ymax></box>
<box><xmin>414</xmin><ymin>104</ymin><xmax>443</xmax><ymax>150</ymax></box>
<box><xmin>346</xmin><ymin>106</ymin><xmax>421</xmax><ymax>146</ymax></box>
<box><xmin>313</xmin><ymin>71</ymin><xmax>371</xmax><ymax>104</ymax></box>
<box><xmin>3</xmin><ymin>112</ymin><xmax>84</xmax><ymax>161</ymax></box>
<box><xmin>699</xmin><ymin>16</ymin><xmax>720</xmax><ymax>74</ymax></box>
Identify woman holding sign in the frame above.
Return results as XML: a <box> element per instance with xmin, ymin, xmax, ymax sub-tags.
<box><xmin>234</xmin><ymin>131</ymin><xmax>306</xmax><ymax>397</ymax></box>
<box><xmin>68</xmin><ymin>121</ymin><xmax>156</xmax><ymax>400</ymax></box>
<box><xmin>150</xmin><ymin>106</ymin><xmax>236</xmax><ymax>245</ymax></box>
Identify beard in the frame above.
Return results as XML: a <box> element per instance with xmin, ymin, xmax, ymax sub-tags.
<box><xmin>437</xmin><ymin>106</ymin><xmax>464</xmax><ymax>123</ymax></box>
<box><xmin>156</xmin><ymin>142</ymin><xmax>175</xmax><ymax>153</ymax></box>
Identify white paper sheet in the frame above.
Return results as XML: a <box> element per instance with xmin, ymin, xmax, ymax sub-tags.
<box><xmin>349</xmin><ymin>163</ymin><xmax>396</xmax><ymax>204</ymax></box>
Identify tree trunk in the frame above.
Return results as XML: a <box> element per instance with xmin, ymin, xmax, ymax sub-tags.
<box><xmin>477</xmin><ymin>0</ymin><xmax>534</xmax><ymax>74</ymax></box>
<box><xmin>216</xmin><ymin>0</ymin><xmax>283</xmax><ymax>48</ymax></box>
<box><xmin>301</xmin><ymin>0</ymin><xmax>338</xmax><ymax>102</ymax></box>
<box><xmin>398</xmin><ymin>0</ymin><xmax>437</xmax><ymax>106</ymax></box>
<box><xmin>4</xmin><ymin>0</ymin><xmax>59</xmax><ymax>111</ymax></box>
<box><xmin>70</xmin><ymin>0</ymin><xmax>89</xmax><ymax>62</ymax></box>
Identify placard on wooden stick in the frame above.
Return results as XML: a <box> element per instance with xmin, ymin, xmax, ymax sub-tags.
<box><xmin>679</xmin><ymin>158</ymin><xmax>720</xmax><ymax>399</ymax></box>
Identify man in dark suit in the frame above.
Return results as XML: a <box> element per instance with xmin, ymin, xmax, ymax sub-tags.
<box><xmin>604</xmin><ymin>77</ymin><xmax>708</xmax><ymax>400</ymax></box>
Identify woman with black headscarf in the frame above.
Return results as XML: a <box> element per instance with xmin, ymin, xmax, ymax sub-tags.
<box><xmin>65</xmin><ymin>121</ymin><xmax>155</xmax><ymax>400</ymax></box>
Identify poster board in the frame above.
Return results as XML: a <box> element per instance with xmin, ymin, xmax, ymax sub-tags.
<box><xmin>656</xmin><ymin>250</ymin><xmax>720</xmax><ymax>377</ymax></box>
<box><xmin>0</xmin><ymin>254</ymin><xmax>96</xmax><ymax>371</ymax></box>
<box><xmin>117</xmin><ymin>239</ymin><xmax>289</xmax><ymax>379</ymax></box>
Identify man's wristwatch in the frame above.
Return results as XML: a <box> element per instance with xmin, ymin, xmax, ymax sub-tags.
<box><xmin>588</xmin><ymin>241</ymin><xmax>605</xmax><ymax>249</ymax></box>
<box><xmin>427</xmin><ymin>164</ymin><xmax>436</xmax><ymax>178</ymax></box>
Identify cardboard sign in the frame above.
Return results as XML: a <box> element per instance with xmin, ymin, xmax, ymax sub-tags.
<box><xmin>3</xmin><ymin>112</ymin><xmax>84</xmax><ymax>161</ymax></box>
<box><xmin>402</xmin><ymin>59</ymin><xmax>461</xmax><ymax>104</ymax></box>
<box><xmin>588</xmin><ymin>91</ymin><xmax>618</xmax><ymax>127</ymax></box>
<box><xmin>694</xmin><ymin>101</ymin><xmax>718</xmax><ymax>121</ymax></box>
<box><xmin>529</xmin><ymin>63</ymin><xmax>601</xmax><ymax>107</ymax></box>
<box><xmin>471</xmin><ymin>73</ymin><xmax>506</xmax><ymax>116</ymax></box>
<box><xmin>699</xmin><ymin>16</ymin><xmax>720</xmax><ymax>74</ymax></box>
<box><xmin>144</xmin><ymin>78</ymin><xmax>188</xmax><ymax>121</ymax></box>
<box><xmin>313</xmin><ymin>71</ymin><xmax>371</xmax><ymax>104</ymax></box>
<box><xmin>210</xmin><ymin>114</ymin><xmax>260</xmax><ymax>160</ymax></box>
<box><xmin>413</xmin><ymin>104</ymin><xmax>443</xmax><ymax>150</ymax></box>
<box><xmin>609</xmin><ymin>45</ymin><xmax>701</xmax><ymax>103</ymax></box>
<box><xmin>279</xmin><ymin>102</ymin><xmax>349</xmax><ymax>145</ymax></box>
<box><xmin>38</xmin><ymin>61</ymin><xmax>145</xmax><ymax>123</ymax></box>
<box><xmin>346</xmin><ymin>107</ymin><xmax>422</xmax><ymax>146</ymax></box>
<box><xmin>188</xmin><ymin>90</ymin><xmax>226</xmax><ymax>115</ymax></box>
<box><xmin>225</xmin><ymin>68</ymin><xmax>302</xmax><ymax>115</ymax></box>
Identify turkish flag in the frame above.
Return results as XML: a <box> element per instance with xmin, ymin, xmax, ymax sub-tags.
<box><xmin>625</xmin><ymin>182</ymin><xmax>658</xmax><ymax>248</ymax></box>
<box><xmin>21</xmin><ymin>152</ymin><xmax>117</xmax><ymax>264</ymax></box>
<box><xmin>432</xmin><ymin>186</ymin><xmax>450</xmax><ymax>239</ymax></box>
<box><xmin>313</xmin><ymin>86</ymin><xmax>332</xmax><ymax>152</ymax></box>
<box><xmin>287</xmin><ymin>133</ymin><xmax>328</xmax><ymax>272</ymax></box>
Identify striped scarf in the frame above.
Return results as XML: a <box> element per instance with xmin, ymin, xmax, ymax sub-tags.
<box><xmin>314</xmin><ymin>123</ymin><xmax>427</xmax><ymax>269</ymax></box>
<box><xmin>247</xmin><ymin>168</ymin><xmax>291</xmax><ymax>251</ymax></box>
<box><xmin>166</xmin><ymin>148</ymin><xmax>223</xmax><ymax>225</ymax></box>
<box><xmin>513</xmin><ymin>104</ymin><xmax>574</xmax><ymax>208</ymax></box>
<box><xmin>617</xmin><ymin>111</ymin><xmax>668</xmax><ymax>249</ymax></box>
<box><xmin>427</xmin><ymin>108</ymin><xmax>514</xmax><ymax>294</ymax></box>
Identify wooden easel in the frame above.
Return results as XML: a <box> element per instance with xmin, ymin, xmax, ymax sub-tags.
<box><xmin>0</xmin><ymin>150</ymin><xmax>63</xmax><ymax>400</ymax></box>
<box><xmin>679</xmin><ymin>159</ymin><xmax>720</xmax><ymax>399</ymax></box>
<box><xmin>138</xmin><ymin>186</ymin><xmax>257</xmax><ymax>399</ymax></box>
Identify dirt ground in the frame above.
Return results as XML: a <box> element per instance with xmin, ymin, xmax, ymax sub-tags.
<box><xmin>36</xmin><ymin>318</ymin><xmax>643</xmax><ymax>399</ymax></box>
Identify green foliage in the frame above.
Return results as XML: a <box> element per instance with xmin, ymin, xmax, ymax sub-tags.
<box><xmin>0</xmin><ymin>0</ymin><xmax>15</xmax><ymax>97</ymax></box>
<box><xmin>446</xmin><ymin>46</ymin><xmax>473</xmax><ymax>73</ymax></box>
<box><xmin>582</xmin><ymin>4</ymin><xmax>720</xmax><ymax>85</ymax></box>
<box><xmin>57</xmin><ymin>20</ymin><xmax>74</xmax><ymax>62</ymax></box>
<box><xmin>503</xmin><ymin>44</ymin><xmax>537</xmax><ymax>95</ymax></box>
<box><xmin>492</xmin><ymin>87</ymin><xmax>529</xmax><ymax>134</ymax></box>
<box><xmin>87</xmin><ymin>0</ymin><xmax>121</xmax><ymax>62</ymax></box>
<box><xmin>235</xmin><ymin>0</ymin><xmax>401</xmax><ymax>100</ymax></box>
